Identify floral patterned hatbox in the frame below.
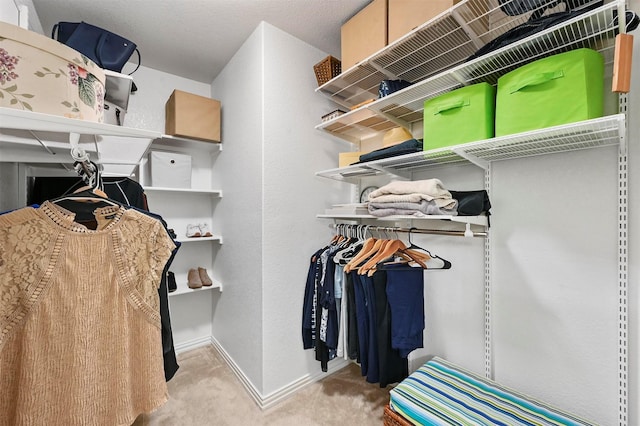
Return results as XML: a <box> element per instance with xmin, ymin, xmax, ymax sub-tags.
<box><xmin>0</xmin><ymin>21</ymin><xmax>105</xmax><ymax>122</ymax></box>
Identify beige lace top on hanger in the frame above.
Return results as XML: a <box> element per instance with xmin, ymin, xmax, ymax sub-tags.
<box><xmin>0</xmin><ymin>201</ymin><xmax>176</xmax><ymax>426</ymax></box>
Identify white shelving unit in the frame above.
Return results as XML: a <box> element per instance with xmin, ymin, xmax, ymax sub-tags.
<box><xmin>316</xmin><ymin>0</ymin><xmax>623</xmax><ymax>144</ymax></box>
<box><xmin>314</xmin><ymin>0</ymin><xmax>629</xmax><ymax>423</ymax></box>
<box><xmin>0</xmin><ymin>107</ymin><xmax>160</xmax><ymax>175</ymax></box>
<box><xmin>142</xmin><ymin>152</ymin><xmax>224</xmax><ymax>297</ymax></box>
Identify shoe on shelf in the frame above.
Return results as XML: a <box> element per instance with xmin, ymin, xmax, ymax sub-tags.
<box><xmin>198</xmin><ymin>267</ymin><xmax>213</xmax><ymax>286</ymax></box>
<box><xmin>187</xmin><ymin>268</ymin><xmax>203</xmax><ymax>289</ymax></box>
<box><xmin>199</xmin><ymin>223</ymin><xmax>213</xmax><ymax>238</ymax></box>
<box><xmin>186</xmin><ymin>224</ymin><xmax>201</xmax><ymax>238</ymax></box>
<box><xmin>167</xmin><ymin>271</ymin><xmax>177</xmax><ymax>293</ymax></box>
<box><xmin>167</xmin><ymin>228</ymin><xmax>177</xmax><ymax>239</ymax></box>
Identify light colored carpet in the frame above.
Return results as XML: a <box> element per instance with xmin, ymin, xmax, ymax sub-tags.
<box><xmin>133</xmin><ymin>345</ymin><xmax>392</xmax><ymax>425</ymax></box>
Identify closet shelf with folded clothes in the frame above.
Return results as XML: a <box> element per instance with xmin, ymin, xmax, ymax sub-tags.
<box><xmin>317</xmin><ymin>214</ymin><xmax>489</xmax><ymax>227</ymax></box>
<box><xmin>316</xmin><ymin>114</ymin><xmax>625</xmax><ymax>182</ymax></box>
<box><xmin>315</xmin><ymin>0</ymin><xmax>622</xmax><ymax>144</ymax></box>
<box><xmin>0</xmin><ymin>107</ymin><xmax>160</xmax><ymax>175</ymax></box>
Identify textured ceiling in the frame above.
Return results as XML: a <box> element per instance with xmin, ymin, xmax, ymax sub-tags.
<box><xmin>25</xmin><ymin>0</ymin><xmax>370</xmax><ymax>83</ymax></box>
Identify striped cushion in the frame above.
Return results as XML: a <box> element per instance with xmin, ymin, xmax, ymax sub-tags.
<box><xmin>389</xmin><ymin>357</ymin><xmax>595</xmax><ymax>426</ymax></box>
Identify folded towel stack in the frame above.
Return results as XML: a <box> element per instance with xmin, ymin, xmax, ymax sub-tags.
<box><xmin>367</xmin><ymin>179</ymin><xmax>458</xmax><ymax>217</ymax></box>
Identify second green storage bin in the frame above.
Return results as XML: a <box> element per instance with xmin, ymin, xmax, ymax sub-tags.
<box><xmin>495</xmin><ymin>48</ymin><xmax>604</xmax><ymax>136</ymax></box>
<box><xmin>423</xmin><ymin>82</ymin><xmax>496</xmax><ymax>150</ymax></box>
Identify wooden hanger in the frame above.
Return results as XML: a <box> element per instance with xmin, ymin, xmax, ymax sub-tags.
<box><xmin>357</xmin><ymin>239</ymin><xmax>406</xmax><ymax>275</ymax></box>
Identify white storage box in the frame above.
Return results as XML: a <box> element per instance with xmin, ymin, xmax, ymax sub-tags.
<box><xmin>150</xmin><ymin>151</ymin><xmax>192</xmax><ymax>188</ymax></box>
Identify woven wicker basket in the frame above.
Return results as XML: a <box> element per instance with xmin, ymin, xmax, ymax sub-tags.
<box><xmin>383</xmin><ymin>405</ymin><xmax>411</xmax><ymax>426</ymax></box>
<box><xmin>313</xmin><ymin>55</ymin><xmax>341</xmax><ymax>86</ymax></box>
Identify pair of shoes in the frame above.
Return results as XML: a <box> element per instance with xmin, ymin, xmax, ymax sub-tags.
<box><xmin>188</xmin><ymin>267</ymin><xmax>213</xmax><ymax>289</ymax></box>
<box><xmin>186</xmin><ymin>223</ymin><xmax>213</xmax><ymax>238</ymax></box>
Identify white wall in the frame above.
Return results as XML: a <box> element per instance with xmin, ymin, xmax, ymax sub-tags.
<box><xmin>209</xmin><ymin>23</ymin><xmax>266</xmax><ymax>393</ymax></box>
<box><xmin>0</xmin><ymin>0</ymin><xmax>18</xmax><ymax>25</ymax></box>
<box><xmin>492</xmin><ymin>148</ymin><xmax>619</xmax><ymax>425</ymax></box>
<box><xmin>210</xmin><ymin>21</ymin><xmax>351</xmax><ymax>399</ymax></box>
<box><xmin>261</xmin><ymin>22</ymin><xmax>353</xmax><ymax>397</ymax></box>
<box><xmin>406</xmin><ymin>164</ymin><xmax>487</xmax><ymax>374</ymax></box>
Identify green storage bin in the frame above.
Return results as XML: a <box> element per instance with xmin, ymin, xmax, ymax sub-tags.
<box><xmin>423</xmin><ymin>82</ymin><xmax>495</xmax><ymax>150</ymax></box>
<box><xmin>495</xmin><ymin>48</ymin><xmax>604</xmax><ymax>136</ymax></box>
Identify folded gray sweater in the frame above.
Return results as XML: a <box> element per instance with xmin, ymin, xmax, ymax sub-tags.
<box><xmin>368</xmin><ymin>199</ymin><xmax>458</xmax><ymax>217</ymax></box>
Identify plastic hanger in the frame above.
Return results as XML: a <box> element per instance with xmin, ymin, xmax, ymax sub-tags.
<box><xmin>334</xmin><ymin>225</ymin><xmax>366</xmax><ymax>265</ymax></box>
<box><xmin>407</xmin><ymin>227</ymin><xmax>451</xmax><ymax>269</ymax></box>
<box><xmin>379</xmin><ymin>227</ymin><xmax>452</xmax><ymax>270</ymax></box>
<box><xmin>50</xmin><ymin>161</ymin><xmax>123</xmax><ymax>220</ymax></box>
<box><xmin>344</xmin><ymin>226</ymin><xmax>380</xmax><ymax>272</ymax></box>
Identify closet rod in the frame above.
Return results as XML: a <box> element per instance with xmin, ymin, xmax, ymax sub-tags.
<box><xmin>332</xmin><ymin>224</ymin><xmax>487</xmax><ymax>238</ymax></box>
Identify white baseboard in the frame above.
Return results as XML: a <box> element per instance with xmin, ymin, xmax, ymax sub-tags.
<box><xmin>174</xmin><ymin>336</ymin><xmax>213</xmax><ymax>354</ymax></box>
<box><xmin>210</xmin><ymin>336</ymin><xmax>351</xmax><ymax>410</ymax></box>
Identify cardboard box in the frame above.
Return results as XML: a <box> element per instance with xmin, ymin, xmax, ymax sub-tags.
<box><xmin>388</xmin><ymin>0</ymin><xmax>461</xmax><ymax>44</ymax></box>
<box><xmin>341</xmin><ymin>0</ymin><xmax>388</xmax><ymax>71</ymax></box>
<box><xmin>165</xmin><ymin>90</ymin><xmax>221</xmax><ymax>142</ymax></box>
<box><xmin>339</xmin><ymin>151</ymin><xmax>364</xmax><ymax>167</ymax></box>
<box><xmin>150</xmin><ymin>151</ymin><xmax>192</xmax><ymax>189</ymax></box>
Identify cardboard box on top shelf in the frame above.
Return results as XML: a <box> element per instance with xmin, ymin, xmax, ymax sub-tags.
<box><xmin>341</xmin><ymin>0</ymin><xmax>388</xmax><ymax>71</ymax></box>
<box><xmin>165</xmin><ymin>90</ymin><xmax>221</xmax><ymax>143</ymax></box>
<box><xmin>388</xmin><ymin>0</ymin><xmax>461</xmax><ymax>44</ymax></box>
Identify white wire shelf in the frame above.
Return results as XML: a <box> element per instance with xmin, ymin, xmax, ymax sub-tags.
<box><xmin>143</xmin><ymin>186</ymin><xmax>223</xmax><ymax>196</ymax></box>
<box><xmin>317</xmin><ymin>213</ymin><xmax>488</xmax><ymax>227</ymax></box>
<box><xmin>316</xmin><ymin>0</ymin><xmax>622</xmax><ymax>143</ymax></box>
<box><xmin>316</xmin><ymin>114</ymin><xmax>625</xmax><ymax>182</ymax></box>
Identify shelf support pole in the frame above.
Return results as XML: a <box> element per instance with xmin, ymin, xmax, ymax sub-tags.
<box><xmin>617</xmin><ymin>93</ymin><xmax>628</xmax><ymax>426</ymax></box>
<box><xmin>483</xmin><ymin>164</ymin><xmax>493</xmax><ymax>380</ymax></box>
